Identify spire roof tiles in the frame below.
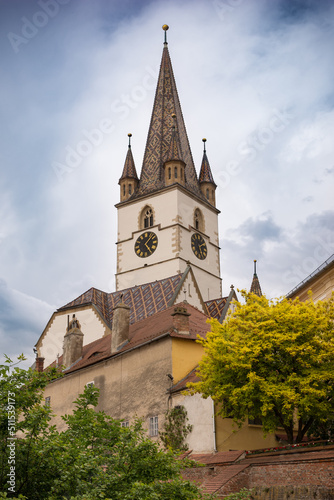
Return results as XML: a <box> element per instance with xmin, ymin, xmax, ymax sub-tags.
<box><xmin>135</xmin><ymin>42</ymin><xmax>201</xmax><ymax>197</ymax></box>
<box><xmin>250</xmin><ymin>260</ymin><xmax>262</xmax><ymax>297</ymax></box>
<box><xmin>120</xmin><ymin>142</ymin><xmax>138</xmax><ymax>181</ymax></box>
<box><xmin>199</xmin><ymin>140</ymin><xmax>216</xmax><ymax>185</ymax></box>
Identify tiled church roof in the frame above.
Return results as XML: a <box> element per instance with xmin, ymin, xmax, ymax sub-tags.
<box><xmin>53</xmin><ymin>301</ymin><xmax>210</xmax><ymax>374</ymax></box>
<box><xmin>58</xmin><ymin>271</ymin><xmax>229</xmax><ymax>329</ymax></box>
<box><xmin>58</xmin><ymin>274</ymin><xmax>184</xmax><ymax>328</ymax></box>
<box><xmin>206</xmin><ymin>297</ymin><xmax>227</xmax><ymax>319</ymax></box>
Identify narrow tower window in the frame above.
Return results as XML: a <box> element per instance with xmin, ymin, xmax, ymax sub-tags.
<box><xmin>194</xmin><ymin>209</ymin><xmax>204</xmax><ymax>232</ymax></box>
<box><xmin>168</xmin><ymin>167</ymin><xmax>171</xmax><ymax>179</ymax></box>
<box><xmin>206</xmin><ymin>188</ymin><xmax>209</xmax><ymax>199</ymax></box>
<box><xmin>174</xmin><ymin>166</ymin><xmax>178</xmax><ymax>179</ymax></box>
<box><xmin>143</xmin><ymin>207</ymin><xmax>154</xmax><ymax>228</ymax></box>
<box><xmin>129</xmin><ymin>184</ymin><xmax>132</xmax><ymax>195</ymax></box>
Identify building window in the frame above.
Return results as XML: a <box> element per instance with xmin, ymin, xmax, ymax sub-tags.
<box><xmin>194</xmin><ymin>209</ymin><xmax>204</xmax><ymax>232</ymax></box>
<box><xmin>168</xmin><ymin>167</ymin><xmax>171</xmax><ymax>179</ymax></box>
<box><xmin>45</xmin><ymin>396</ymin><xmax>50</xmax><ymax>407</ymax></box>
<box><xmin>129</xmin><ymin>184</ymin><xmax>132</xmax><ymax>195</ymax></box>
<box><xmin>248</xmin><ymin>417</ymin><xmax>262</xmax><ymax>426</ymax></box>
<box><xmin>206</xmin><ymin>188</ymin><xmax>209</xmax><ymax>199</ymax></box>
<box><xmin>121</xmin><ymin>421</ymin><xmax>129</xmax><ymax>428</ymax></box>
<box><xmin>123</xmin><ymin>184</ymin><xmax>126</xmax><ymax>196</ymax></box>
<box><xmin>143</xmin><ymin>207</ymin><xmax>154</xmax><ymax>228</ymax></box>
<box><xmin>149</xmin><ymin>416</ymin><xmax>159</xmax><ymax>436</ymax></box>
<box><xmin>174</xmin><ymin>166</ymin><xmax>178</xmax><ymax>179</ymax></box>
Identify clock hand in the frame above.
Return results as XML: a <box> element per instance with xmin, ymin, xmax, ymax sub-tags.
<box><xmin>144</xmin><ymin>234</ymin><xmax>153</xmax><ymax>250</ymax></box>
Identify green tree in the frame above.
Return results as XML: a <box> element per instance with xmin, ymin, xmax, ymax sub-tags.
<box><xmin>0</xmin><ymin>356</ymin><xmax>214</xmax><ymax>500</ymax></box>
<box><xmin>160</xmin><ymin>405</ymin><xmax>193</xmax><ymax>452</ymax></box>
<box><xmin>189</xmin><ymin>292</ymin><xmax>334</xmax><ymax>444</ymax></box>
<box><xmin>0</xmin><ymin>355</ymin><xmax>62</xmax><ymax>498</ymax></box>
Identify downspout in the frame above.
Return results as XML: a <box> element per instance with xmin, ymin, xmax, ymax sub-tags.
<box><xmin>212</xmin><ymin>398</ymin><xmax>217</xmax><ymax>452</ymax></box>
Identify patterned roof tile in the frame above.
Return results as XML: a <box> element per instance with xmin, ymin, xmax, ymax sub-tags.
<box><xmin>58</xmin><ymin>274</ymin><xmax>184</xmax><ymax>328</ymax></box>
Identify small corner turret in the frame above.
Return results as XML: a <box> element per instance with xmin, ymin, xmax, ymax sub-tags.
<box><xmin>199</xmin><ymin>139</ymin><xmax>217</xmax><ymax>207</ymax></box>
<box><xmin>119</xmin><ymin>133</ymin><xmax>139</xmax><ymax>202</ymax></box>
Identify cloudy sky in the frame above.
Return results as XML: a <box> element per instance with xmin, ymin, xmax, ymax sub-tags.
<box><xmin>0</xmin><ymin>0</ymin><xmax>333</xmax><ymax>367</ymax></box>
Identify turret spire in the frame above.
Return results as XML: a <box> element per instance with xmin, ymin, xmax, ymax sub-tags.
<box><xmin>199</xmin><ymin>139</ymin><xmax>217</xmax><ymax>206</ymax></box>
<box><xmin>250</xmin><ymin>260</ymin><xmax>262</xmax><ymax>297</ymax></box>
<box><xmin>119</xmin><ymin>133</ymin><xmax>139</xmax><ymax>202</ymax></box>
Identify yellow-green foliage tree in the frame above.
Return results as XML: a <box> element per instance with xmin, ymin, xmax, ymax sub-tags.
<box><xmin>189</xmin><ymin>292</ymin><xmax>334</xmax><ymax>444</ymax></box>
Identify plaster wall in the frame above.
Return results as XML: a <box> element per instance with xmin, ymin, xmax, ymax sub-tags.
<box><xmin>44</xmin><ymin>337</ymin><xmax>173</xmax><ymax>437</ymax></box>
<box><xmin>37</xmin><ymin>306</ymin><xmax>108</xmax><ymax>367</ymax></box>
<box><xmin>171</xmin><ymin>337</ymin><xmax>204</xmax><ymax>383</ymax></box>
<box><xmin>215</xmin><ymin>416</ymin><xmax>278</xmax><ymax>452</ymax></box>
<box><xmin>173</xmin><ymin>393</ymin><xmax>216</xmax><ymax>453</ymax></box>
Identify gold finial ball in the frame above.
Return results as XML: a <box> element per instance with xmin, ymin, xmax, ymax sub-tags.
<box><xmin>162</xmin><ymin>24</ymin><xmax>169</xmax><ymax>31</ymax></box>
<box><xmin>128</xmin><ymin>133</ymin><xmax>132</xmax><ymax>137</ymax></box>
<box><xmin>202</xmin><ymin>138</ymin><xmax>207</xmax><ymax>142</ymax></box>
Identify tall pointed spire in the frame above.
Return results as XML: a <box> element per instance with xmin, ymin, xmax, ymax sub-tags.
<box><xmin>136</xmin><ymin>25</ymin><xmax>200</xmax><ymax>198</ymax></box>
<box><xmin>199</xmin><ymin>139</ymin><xmax>217</xmax><ymax>206</ymax></box>
<box><xmin>119</xmin><ymin>133</ymin><xmax>139</xmax><ymax>202</ymax></box>
<box><xmin>166</xmin><ymin>113</ymin><xmax>183</xmax><ymax>161</ymax></box>
<box><xmin>250</xmin><ymin>260</ymin><xmax>262</xmax><ymax>297</ymax></box>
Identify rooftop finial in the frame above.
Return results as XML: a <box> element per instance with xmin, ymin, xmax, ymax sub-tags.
<box><xmin>254</xmin><ymin>259</ymin><xmax>257</xmax><ymax>275</ymax></box>
<box><xmin>202</xmin><ymin>138</ymin><xmax>207</xmax><ymax>153</ymax></box>
<box><xmin>162</xmin><ymin>24</ymin><xmax>169</xmax><ymax>45</ymax></box>
<box><xmin>128</xmin><ymin>133</ymin><xmax>132</xmax><ymax>148</ymax></box>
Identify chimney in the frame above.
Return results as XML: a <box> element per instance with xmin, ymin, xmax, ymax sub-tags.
<box><xmin>172</xmin><ymin>306</ymin><xmax>190</xmax><ymax>334</ymax></box>
<box><xmin>35</xmin><ymin>357</ymin><xmax>44</xmax><ymax>372</ymax></box>
<box><xmin>112</xmin><ymin>296</ymin><xmax>130</xmax><ymax>353</ymax></box>
<box><xmin>63</xmin><ymin>314</ymin><xmax>84</xmax><ymax>369</ymax></box>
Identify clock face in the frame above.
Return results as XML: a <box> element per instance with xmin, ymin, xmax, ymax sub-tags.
<box><xmin>134</xmin><ymin>231</ymin><xmax>158</xmax><ymax>258</ymax></box>
<box><xmin>191</xmin><ymin>233</ymin><xmax>207</xmax><ymax>260</ymax></box>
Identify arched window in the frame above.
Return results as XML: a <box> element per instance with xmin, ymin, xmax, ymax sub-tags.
<box><xmin>123</xmin><ymin>184</ymin><xmax>126</xmax><ymax>197</ymax></box>
<box><xmin>168</xmin><ymin>167</ymin><xmax>171</xmax><ymax>180</ymax></box>
<box><xmin>143</xmin><ymin>207</ymin><xmax>154</xmax><ymax>228</ymax></box>
<box><xmin>129</xmin><ymin>184</ymin><xmax>132</xmax><ymax>195</ymax></box>
<box><xmin>194</xmin><ymin>209</ymin><xmax>204</xmax><ymax>232</ymax></box>
<box><xmin>174</xmin><ymin>166</ymin><xmax>178</xmax><ymax>179</ymax></box>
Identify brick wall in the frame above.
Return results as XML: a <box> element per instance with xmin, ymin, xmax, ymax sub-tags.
<box><xmin>249</xmin><ymin>460</ymin><xmax>334</xmax><ymax>488</ymax></box>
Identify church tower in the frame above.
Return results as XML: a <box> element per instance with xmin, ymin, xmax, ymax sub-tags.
<box><xmin>115</xmin><ymin>26</ymin><xmax>221</xmax><ymax>301</ymax></box>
